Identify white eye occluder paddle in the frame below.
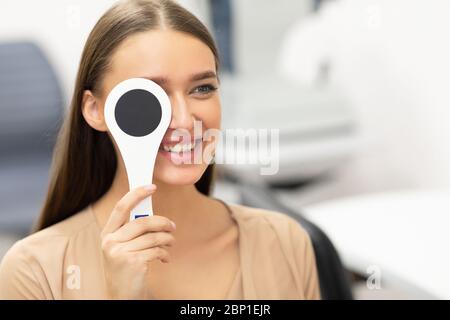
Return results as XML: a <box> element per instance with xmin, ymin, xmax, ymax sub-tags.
<box><xmin>104</xmin><ymin>78</ymin><xmax>172</xmax><ymax>221</ymax></box>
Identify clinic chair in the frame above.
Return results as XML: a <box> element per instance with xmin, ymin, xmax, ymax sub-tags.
<box><xmin>0</xmin><ymin>41</ymin><xmax>63</xmax><ymax>235</ymax></box>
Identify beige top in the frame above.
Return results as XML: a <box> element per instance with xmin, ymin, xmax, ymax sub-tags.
<box><xmin>0</xmin><ymin>202</ymin><xmax>321</xmax><ymax>300</ymax></box>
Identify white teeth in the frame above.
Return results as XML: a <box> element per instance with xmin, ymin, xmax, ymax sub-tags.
<box><xmin>162</xmin><ymin>140</ymin><xmax>197</xmax><ymax>153</ymax></box>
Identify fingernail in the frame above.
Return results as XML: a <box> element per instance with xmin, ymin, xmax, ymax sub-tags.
<box><xmin>144</xmin><ymin>184</ymin><xmax>156</xmax><ymax>191</ymax></box>
<box><xmin>170</xmin><ymin>221</ymin><xmax>176</xmax><ymax>230</ymax></box>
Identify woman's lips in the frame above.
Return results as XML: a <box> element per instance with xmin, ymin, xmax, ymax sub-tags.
<box><xmin>158</xmin><ymin>138</ymin><xmax>203</xmax><ymax>164</ymax></box>
<box><xmin>160</xmin><ymin>136</ymin><xmax>202</xmax><ymax>147</ymax></box>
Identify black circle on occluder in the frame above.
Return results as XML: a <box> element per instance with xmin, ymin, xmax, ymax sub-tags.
<box><xmin>115</xmin><ymin>89</ymin><xmax>162</xmax><ymax>137</ymax></box>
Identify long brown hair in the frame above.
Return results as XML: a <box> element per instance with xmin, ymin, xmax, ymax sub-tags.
<box><xmin>34</xmin><ymin>0</ymin><xmax>220</xmax><ymax>232</ymax></box>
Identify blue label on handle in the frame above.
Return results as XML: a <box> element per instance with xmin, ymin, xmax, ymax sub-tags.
<box><xmin>134</xmin><ymin>214</ymin><xmax>149</xmax><ymax>219</ymax></box>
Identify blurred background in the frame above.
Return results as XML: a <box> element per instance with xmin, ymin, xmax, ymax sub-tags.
<box><xmin>1</xmin><ymin>0</ymin><xmax>449</xmax><ymax>299</ymax></box>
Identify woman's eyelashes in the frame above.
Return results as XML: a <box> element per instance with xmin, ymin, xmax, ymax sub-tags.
<box><xmin>190</xmin><ymin>84</ymin><xmax>218</xmax><ymax>97</ymax></box>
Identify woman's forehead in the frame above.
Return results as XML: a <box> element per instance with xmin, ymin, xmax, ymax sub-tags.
<box><xmin>109</xmin><ymin>29</ymin><xmax>216</xmax><ymax>81</ymax></box>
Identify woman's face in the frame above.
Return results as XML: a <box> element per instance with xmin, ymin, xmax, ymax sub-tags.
<box><xmin>94</xmin><ymin>30</ymin><xmax>221</xmax><ymax>186</ymax></box>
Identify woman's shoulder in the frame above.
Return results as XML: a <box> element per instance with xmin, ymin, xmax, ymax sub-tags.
<box><xmin>226</xmin><ymin>202</ymin><xmax>315</xmax><ymax>262</ymax></box>
<box><xmin>227</xmin><ymin>202</ymin><xmax>310</xmax><ymax>243</ymax></box>
<box><xmin>1</xmin><ymin>206</ymin><xmax>97</xmax><ymax>266</ymax></box>
<box><xmin>9</xmin><ymin>206</ymin><xmax>97</xmax><ymax>253</ymax></box>
<box><xmin>0</xmin><ymin>206</ymin><xmax>98</xmax><ymax>299</ymax></box>
<box><xmin>226</xmin><ymin>202</ymin><xmax>321</xmax><ymax>299</ymax></box>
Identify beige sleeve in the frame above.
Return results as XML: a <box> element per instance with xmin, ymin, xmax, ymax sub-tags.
<box><xmin>289</xmin><ymin>220</ymin><xmax>321</xmax><ymax>300</ymax></box>
<box><xmin>0</xmin><ymin>241</ymin><xmax>46</xmax><ymax>299</ymax></box>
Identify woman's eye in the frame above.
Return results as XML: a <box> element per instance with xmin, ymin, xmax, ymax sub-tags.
<box><xmin>191</xmin><ymin>84</ymin><xmax>218</xmax><ymax>95</ymax></box>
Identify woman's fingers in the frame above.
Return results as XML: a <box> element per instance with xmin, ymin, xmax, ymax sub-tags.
<box><xmin>113</xmin><ymin>215</ymin><xmax>176</xmax><ymax>242</ymax></box>
<box><xmin>120</xmin><ymin>231</ymin><xmax>176</xmax><ymax>252</ymax></box>
<box><xmin>134</xmin><ymin>247</ymin><xmax>171</xmax><ymax>264</ymax></box>
<box><xmin>102</xmin><ymin>185</ymin><xmax>157</xmax><ymax>236</ymax></box>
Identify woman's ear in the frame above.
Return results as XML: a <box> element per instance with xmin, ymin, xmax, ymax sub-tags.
<box><xmin>81</xmin><ymin>90</ymin><xmax>107</xmax><ymax>132</ymax></box>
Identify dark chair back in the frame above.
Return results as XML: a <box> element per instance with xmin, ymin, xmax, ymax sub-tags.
<box><xmin>0</xmin><ymin>41</ymin><xmax>63</xmax><ymax>234</ymax></box>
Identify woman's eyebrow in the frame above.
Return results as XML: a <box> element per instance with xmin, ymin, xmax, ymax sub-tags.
<box><xmin>141</xmin><ymin>76</ymin><xmax>168</xmax><ymax>86</ymax></box>
<box><xmin>140</xmin><ymin>71</ymin><xmax>217</xmax><ymax>86</ymax></box>
<box><xmin>189</xmin><ymin>70</ymin><xmax>217</xmax><ymax>81</ymax></box>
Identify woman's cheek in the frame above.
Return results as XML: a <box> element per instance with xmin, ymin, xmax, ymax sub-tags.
<box><xmin>195</xmin><ymin>98</ymin><xmax>221</xmax><ymax>130</ymax></box>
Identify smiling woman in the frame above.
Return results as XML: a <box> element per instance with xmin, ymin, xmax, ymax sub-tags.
<box><xmin>0</xmin><ymin>0</ymin><xmax>320</xmax><ymax>300</ymax></box>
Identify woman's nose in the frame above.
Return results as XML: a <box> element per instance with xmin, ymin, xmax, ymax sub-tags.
<box><xmin>168</xmin><ymin>92</ymin><xmax>194</xmax><ymax>130</ymax></box>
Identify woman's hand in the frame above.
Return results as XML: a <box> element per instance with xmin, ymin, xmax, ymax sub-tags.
<box><xmin>100</xmin><ymin>185</ymin><xmax>176</xmax><ymax>299</ymax></box>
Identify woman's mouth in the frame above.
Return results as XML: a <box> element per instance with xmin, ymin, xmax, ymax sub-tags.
<box><xmin>158</xmin><ymin>138</ymin><xmax>203</xmax><ymax>163</ymax></box>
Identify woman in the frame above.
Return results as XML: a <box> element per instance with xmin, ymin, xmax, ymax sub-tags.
<box><xmin>0</xmin><ymin>0</ymin><xmax>320</xmax><ymax>299</ymax></box>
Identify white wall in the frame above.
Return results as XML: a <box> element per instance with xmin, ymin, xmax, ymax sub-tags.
<box><xmin>232</xmin><ymin>0</ymin><xmax>310</xmax><ymax>74</ymax></box>
<box><xmin>279</xmin><ymin>0</ymin><xmax>450</xmax><ymax>190</ymax></box>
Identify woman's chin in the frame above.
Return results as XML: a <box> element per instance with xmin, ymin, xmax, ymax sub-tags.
<box><xmin>154</xmin><ymin>160</ymin><xmax>207</xmax><ymax>186</ymax></box>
